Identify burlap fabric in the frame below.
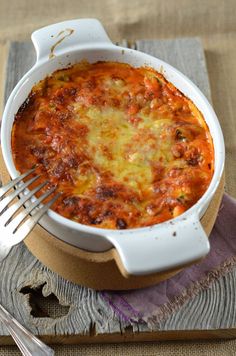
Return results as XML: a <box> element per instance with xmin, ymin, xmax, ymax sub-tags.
<box><xmin>0</xmin><ymin>0</ymin><xmax>236</xmax><ymax>354</ymax></box>
<box><xmin>1</xmin><ymin>340</ymin><xmax>236</xmax><ymax>355</ymax></box>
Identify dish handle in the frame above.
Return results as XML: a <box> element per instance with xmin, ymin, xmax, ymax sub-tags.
<box><xmin>106</xmin><ymin>214</ymin><xmax>210</xmax><ymax>277</ymax></box>
<box><xmin>31</xmin><ymin>18</ymin><xmax>113</xmax><ymax>63</ymax></box>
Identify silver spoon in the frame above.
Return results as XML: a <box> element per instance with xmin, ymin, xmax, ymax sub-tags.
<box><xmin>0</xmin><ymin>303</ymin><xmax>54</xmax><ymax>355</ymax></box>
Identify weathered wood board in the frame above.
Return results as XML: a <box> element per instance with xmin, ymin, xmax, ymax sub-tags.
<box><xmin>0</xmin><ymin>38</ymin><xmax>236</xmax><ymax>345</ymax></box>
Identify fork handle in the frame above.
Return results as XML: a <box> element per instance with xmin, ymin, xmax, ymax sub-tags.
<box><xmin>0</xmin><ymin>304</ymin><xmax>54</xmax><ymax>356</ymax></box>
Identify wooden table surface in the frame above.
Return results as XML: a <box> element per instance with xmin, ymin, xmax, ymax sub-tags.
<box><xmin>0</xmin><ymin>1</ymin><xmax>236</xmax><ymax>355</ymax></box>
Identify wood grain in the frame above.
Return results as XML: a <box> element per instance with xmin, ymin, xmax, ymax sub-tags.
<box><xmin>0</xmin><ymin>38</ymin><xmax>235</xmax><ymax>344</ymax></box>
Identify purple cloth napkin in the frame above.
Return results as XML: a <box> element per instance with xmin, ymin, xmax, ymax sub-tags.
<box><xmin>102</xmin><ymin>194</ymin><xmax>236</xmax><ymax>326</ymax></box>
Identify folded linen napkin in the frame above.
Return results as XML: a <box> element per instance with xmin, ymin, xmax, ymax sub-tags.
<box><xmin>102</xmin><ymin>194</ymin><xmax>236</xmax><ymax>326</ymax></box>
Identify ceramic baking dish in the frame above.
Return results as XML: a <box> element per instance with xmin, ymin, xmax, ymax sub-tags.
<box><xmin>1</xmin><ymin>19</ymin><xmax>225</xmax><ymax>276</ymax></box>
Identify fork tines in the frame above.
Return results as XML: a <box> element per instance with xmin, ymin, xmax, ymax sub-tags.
<box><xmin>0</xmin><ymin>168</ymin><xmax>60</xmax><ymax>237</ymax></box>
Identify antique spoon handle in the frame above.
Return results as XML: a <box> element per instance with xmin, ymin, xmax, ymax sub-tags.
<box><xmin>0</xmin><ymin>304</ymin><xmax>54</xmax><ymax>355</ymax></box>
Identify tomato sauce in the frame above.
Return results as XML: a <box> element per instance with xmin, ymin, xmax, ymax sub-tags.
<box><xmin>12</xmin><ymin>61</ymin><xmax>214</xmax><ymax>229</ymax></box>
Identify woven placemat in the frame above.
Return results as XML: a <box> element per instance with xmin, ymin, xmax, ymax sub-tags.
<box><xmin>2</xmin><ymin>339</ymin><xmax>236</xmax><ymax>356</ymax></box>
<box><xmin>1</xmin><ymin>1</ymin><xmax>236</xmax><ymax>353</ymax></box>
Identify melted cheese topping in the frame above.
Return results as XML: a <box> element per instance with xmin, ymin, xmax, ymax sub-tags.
<box><xmin>11</xmin><ymin>61</ymin><xmax>214</xmax><ymax>229</ymax></box>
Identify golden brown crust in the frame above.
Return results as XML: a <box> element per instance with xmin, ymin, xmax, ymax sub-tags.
<box><xmin>11</xmin><ymin>61</ymin><xmax>214</xmax><ymax>229</ymax></box>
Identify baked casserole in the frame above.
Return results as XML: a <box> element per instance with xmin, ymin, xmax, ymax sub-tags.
<box><xmin>12</xmin><ymin>61</ymin><xmax>214</xmax><ymax>229</ymax></box>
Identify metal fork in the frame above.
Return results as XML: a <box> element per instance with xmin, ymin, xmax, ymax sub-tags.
<box><xmin>0</xmin><ymin>168</ymin><xmax>59</xmax><ymax>354</ymax></box>
<box><xmin>0</xmin><ymin>167</ymin><xmax>60</xmax><ymax>262</ymax></box>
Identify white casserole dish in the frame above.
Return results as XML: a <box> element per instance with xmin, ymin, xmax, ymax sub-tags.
<box><xmin>1</xmin><ymin>19</ymin><xmax>225</xmax><ymax>276</ymax></box>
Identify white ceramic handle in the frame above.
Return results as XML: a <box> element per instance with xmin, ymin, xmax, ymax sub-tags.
<box><xmin>107</xmin><ymin>214</ymin><xmax>210</xmax><ymax>276</ymax></box>
<box><xmin>31</xmin><ymin>18</ymin><xmax>113</xmax><ymax>63</ymax></box>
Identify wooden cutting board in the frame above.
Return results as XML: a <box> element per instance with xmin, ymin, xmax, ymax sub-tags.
<box><xmin>0</xmin><ymin>38</ymin><xmax>235</xmax><ymax>345</ymax></box>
